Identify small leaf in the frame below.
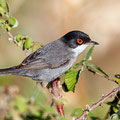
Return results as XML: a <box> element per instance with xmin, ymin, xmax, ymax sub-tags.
<box><xmin>6</xmin><ymin>2</ymin><xmax>9</xmax><ymax>13</ymax></box>
<box><xmin>23</xmin><ymin>38</ymin><xmax>33</xmax><ymax>50</ymax></box>
<box><xmin>18</xmin><ymin>41</ymin><xmax>23</xmax><ymax>47</ymax></box>
<box><xmin>71</xmin><ymin>108</ymin><xmax>83</xmax><ymax>117</ymax></box>
<box><xmin>5</xmin><ymin>24</ymin><xmax>11</xmax><ymax>31</ymax></box>
<box><xmin>87</xmin><ymin>63</ymin><xmax>108</xmax><ymax>77</ymax></box>
<box><xmin>74</xmin><ymin>60</ymin><xmax>85</xmax><ymax>69</ymax></box>
<box><xmin>8</xmin><ymin>17</ymin><xmax>18</xmax><ymax>28</ymax></box>
<box><xmin>116</xmin><ymin>78</ymin><xmax>120</xmax><ymax>84</ymax></box>
<box><xmin>16</xmin><ymin>34</ymin><xmax>23</xmax><ymax>42</ymax></box>
<box><xmin>2</xmin><ymin>24</ymin><xmax>6</xmax><ymax>31</ymax></box>
<box><xmin>1</xmin><ymin>23</ymin><xmax>11</xmax><ymax>31</ymax></box>
<box><xmin>0</xmin><ymin>0</ymin><xmax>6</xmax><ymax>7</ymax></box>
<box><xmin>0</xmin><ymin>6</ymin><xmax>6</xmax><ymax>16</ymax></box>
<box><xmin>65</xmin><ymin>68</ymin><xmax>80</xmax><ymax>92</ymax></box>
<box><xmin>106</xmin><ymin>101</ymin><xmax>114</xmax><ymax>106</ymax></box>
<box><xmin>32</xmin><ymin>42</ymin><xmax>43</xmax><ymax>52</ymax></box>
<box><xmin>113</xmin><ymin>107</ymin><xmax>118</xmax><ymax>113</ymax></box>
<box><xmin>0</xmin><ymin>19</ymin><xmax>4</xmax><ymax>24</ymax></box>
<box><xmin>84</xmin><ymin>45</ymin><xmax>94</xmax><ymax>62</ymax></box>
<box><xmin>115</xmin><ymin>74</ymin><xmax>120</xmax><ymax>83</ymax></box>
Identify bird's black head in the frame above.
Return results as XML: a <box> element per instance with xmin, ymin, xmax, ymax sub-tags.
<box><xmin>62</xmin><ymin>30</ymin><xmax>98</xmax><ymax>48</ymax></box>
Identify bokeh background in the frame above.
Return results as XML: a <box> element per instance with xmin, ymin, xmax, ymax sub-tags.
<box><xmin>0</xmin><ymin>0</ymin><xmax>120</xmax><ymax>119</ymax></box>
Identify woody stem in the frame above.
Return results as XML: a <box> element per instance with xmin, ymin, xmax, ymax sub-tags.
<box><xmin>51</xmin><ymin>79</ymin><xmax>64</xmax><ymax>116</ymax></box>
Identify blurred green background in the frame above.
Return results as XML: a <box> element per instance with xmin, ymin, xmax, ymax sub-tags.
<box><xmin>0</xmin><ymin>0</ymin><xmax>120</xmax><ymax>119</ymax></box>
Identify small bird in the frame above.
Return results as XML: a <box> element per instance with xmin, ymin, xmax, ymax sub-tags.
<box><xmin>0</xmin><ymin>31</ymin><xmax>98</xmax><ymax>86</ymax></box>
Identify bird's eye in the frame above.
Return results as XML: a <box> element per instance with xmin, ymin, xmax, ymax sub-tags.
<box><xmin>77</xmin><ymin>39</ymin><xmax>83</xmax><ymax>44</ymax></box>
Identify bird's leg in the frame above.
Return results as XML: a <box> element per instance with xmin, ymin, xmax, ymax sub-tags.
<box><xmin>51</xmin><ymin>78</ymin><xmax>64</xmax><ymax>116</ymax></box>
<box><xmin>51</xmin><ymin>80</ymin><xmax>61</xmax><ymax>99</ymax></box>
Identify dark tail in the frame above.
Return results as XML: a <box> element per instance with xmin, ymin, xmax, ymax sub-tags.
<box><xmin>0</xmin><ymin>65</ymin><xmax>32</xmax><ymax>78</ymax></box>
<box><xmin>0</xmin><ymin>65</ymin><xmax>21</xmax><ymax>76</ymax></box>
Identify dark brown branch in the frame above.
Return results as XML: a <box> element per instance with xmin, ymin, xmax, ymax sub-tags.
<box><xmin>74</xmin><ymin>86</ymin><xmax>120</xmax><ymax>120</ymax></box>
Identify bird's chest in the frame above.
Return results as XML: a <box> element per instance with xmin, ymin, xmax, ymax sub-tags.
<box><xmin>34</xmin><ymin>53</ymin><xmax>78</xmax><ymax>82</ymax></box>
<box><xmin>49</xmin><ymin>54</ymin><xmax>77</xmax><ymax>78</ymax></box>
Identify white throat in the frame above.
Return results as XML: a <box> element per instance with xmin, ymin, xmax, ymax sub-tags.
<box><xmin>72</xmin><ymin>44</ymin><xmax>88</xmax><ymax>56</ymax></box>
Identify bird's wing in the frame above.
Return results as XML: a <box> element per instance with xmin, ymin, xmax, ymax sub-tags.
<box><xmin>19</xmin><ymin>41</ymin><xmax>70</xmax><ymax>69</ymax></box>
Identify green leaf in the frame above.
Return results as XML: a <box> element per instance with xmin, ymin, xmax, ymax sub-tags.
<box><xmin>18</xmin><ymin>41</ymin><xmax>23</xmax><ymax>47</ymax></box>
<box><xmin>84</xmin><ymin>45</ymin><xmax>94</xmax><ymax>61</ymax></box>
<box><xmin>106</xmin><ymin>101</ymin><xmax>114</xmax><ymax>106</ymax></box>
<box><xmin>32</xmin><ymin>42</ymin><xmax>43</xmax><ymax>52</ymax></box>
<box><xmin>113</xmin><ymin>107</ymin><xmax>118</xmax><ymax>113</ymax></box>
<box><xmin>87</xmin><ymin>63</ymin><xmax>108</xmax><ymax>77</ymax></box>
<box><xmin>2</xmin><ymin>24</ymin><xmax>6</xmax><ymax>31</ymax></box>
<box><xmin>5</xmin><ymin>24</ymin><xmax>11</xmax><ymax>31</ymax></box>
<box><xmin>2</xmin><ymin>23</ymin><xmax>11</xmax><ymax>31</ymax></box>
<box><xmin>0</xmin><ymin>19</ymin><xmax>4</xmax><ymax>24</ymax></box>
<box><xmin>23</xmin><ymin>38</ymin><xmax>33</xmax><ymax>50</ymax></box>
<box><xmin>115</xmin><ymin>74</ymin><xmax>120</xmax><ymax>83</ymax></box>
<box><xmin>71</xmin><ymin>108</ymin><xmax>83</xmax><ymax>117</ymax></box>
<box><xmin>0</xmin><ymin>0</ymin><xmax>6</xmax><ymax>7</ymax></box>
<box><xmin>6</xmin><ymin>2</ymin><xmax>9</xmax><ymax>13</ymax></box>
<box><xmin>74</xmin><ymin>60</ymin><xmax>85</xmax><ymax>69</ymax></box>
<box><xmin>116</xmin><ymin>78</ymin><xmax>120</xmax><ymax>84</ymax></box>
<box><xmin>0</xmin><ymin>6</ymin><xmax>6</xmax><ymax>16</ymax></box>
<box><xmin>16</xmin><ymin>34</ymin><xmax>23</xmax><ymax>42</ymax></box>
<box><xmin>8</xmin><ymin>17</ymin><xmax>18</xmax><ymax>28</ymax></box>
<box><xmin>65</xmin><ymin>68</ymin><xmax>80</xmax><ymax>92</ymax></box>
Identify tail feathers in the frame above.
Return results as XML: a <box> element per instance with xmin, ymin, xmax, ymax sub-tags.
<box><xmin>0</xmin><ymin>66</ymin><xmax>19</xmax><ymax>75</ymax></box>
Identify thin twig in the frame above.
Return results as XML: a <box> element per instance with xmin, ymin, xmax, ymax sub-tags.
<box><xmin>6</xmin><ymin>30</ymin><xmax>18</xmax><ymax>45</ymax></box>
<box><xmin>74</xmin><ymin>86</ymin><xmax>120</xmax><ymax>120</ymax></box>
<box><xmin>6</xmin><ymin>30</ymin><xmax>29</xmax><ymax>56</ymax></box>
<box><xmin>87</xmin><ymin>67</ymin><xmax>119</xmax><ymax>85</ymax></box>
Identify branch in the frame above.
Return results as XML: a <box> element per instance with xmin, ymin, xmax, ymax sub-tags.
<box><xmin>74</xmin><ymin>86</ymin><xmax>120</xmax><ymax>120</ymax></box>
<box><xmin>51</xmin><ymin>79</ymin><xmax>64</xmax><ymax>116</ymax></box>
<box><xmin>6</xmin><ymin>30</ymin><xmax>18</xmax><ymax>45</ymax></box>
<box><xmin>6</xmin><ymin>30</ymin><xmax>29</xmax><ymax>56</ymax></box>
<box><xmin>87</xmin><ymin>67</ymin><xmax>119</xmax><ymax>85</ymax></box>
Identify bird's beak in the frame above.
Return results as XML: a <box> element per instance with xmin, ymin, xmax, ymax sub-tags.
<box><xmin>89</xmin><ymin>40</ymin><xmax>99</xmax><ymax>45</ymax></box>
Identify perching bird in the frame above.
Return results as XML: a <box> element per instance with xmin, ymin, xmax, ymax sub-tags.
<box><xmin>0</xmin><ymin>31</ymin><xmax>98</xmax><ymax>86</ymax></box>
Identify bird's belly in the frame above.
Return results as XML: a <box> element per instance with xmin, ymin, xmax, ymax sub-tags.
<box><xmin>32</xmin><ymin>56</ymin><xmax>77</xmax><ymax>82</ymax></box>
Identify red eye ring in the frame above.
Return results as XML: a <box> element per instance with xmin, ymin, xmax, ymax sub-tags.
<box><xmin>77</xmin><ymin>39</ymin><xmax>83</xmax><ymax>44</ymax></box>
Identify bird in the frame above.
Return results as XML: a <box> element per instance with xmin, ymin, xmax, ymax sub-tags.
<box><xmin>0</xmin><ymin>30</ymin><xmax>98</xmax><ymax>86</ymax></box>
